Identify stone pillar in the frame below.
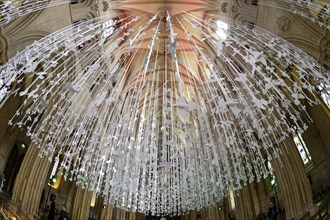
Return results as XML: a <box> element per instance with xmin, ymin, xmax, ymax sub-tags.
<box><xmin>253</xmin><ymin>180</ymin><xmax>263</xmax><ymax>215</ymax></box>
<box><xmin>181</xmin><ymin>210</ymin><xmax>197</xmax><ymax>220</ymax></box>
<box><xmin>11</xmin><ymin>143</ymin><xmax>52</xmax><ymax>219</ymax></box>
<box><xmin>234</xmin><ymin>184</ymin><xmax>256</xmax><ymax>220</ymax></box>
<box><xmin>0</xmin><ymin>95</ymin><xmax>21</xmax><ymax>173</ymax></box>
<box><xmin>70</xmin><ymin>185</ymin><xmax>93</xmax><ymax>220</ymax></box>
<box><xmin>70</xmin><ymin>2</ymin><xmax>94</xmax><ymax>23</ymax></box>
<box><xmin>207</xmin><ymin>205</ymin><xmax>223</xmax><ymax>220</ymax></box>
<box><xmin>201</xmin><ymin>208</ymin><xmax>208</xmax><ymax>219</ymax></box>
<box><xmin>185</xmin><ymin>203</ymin><xmax>223</xmax><ymax>220</ymax></box>
<box><xmin>117</xmin><ymin>208</ymin><xmax>124</xmax><ymax>220</ymax></box>
<box><xmin>100</xmin><ymin>204</ymin><xmax>114</xmax><ymax>219</ymax></box>
<box><xmin>101</xmin><ymin>204</ymin><xmax>144</xmax><ymax>220</ymax></box>
<box><xmin>0</xmin><ymin>129</ymin><xmax>19</xmax><ymax>174</ymax></box>
<box><xmin>305</xmin><ymin>101</ymin><xmax>330</xmax><ymax>154</ymax></box>
<box><xmin>128</xmin><ymin>210</ymin><xmax>137</xmax><ymax>220</ymax></box>
<box><xmin>0</xmin><ymin>30</ymin><xmax>8</xmax><ymax>64</ymax></box>
<box><xmin>135</xmin><ymin>212</ymin><xmax>146</xmax><ymax>220</ymax></box>
<box><xmin>272</xmin><ymin>138</ymin><xmax>315</xmax><ymax>219</ymax></box>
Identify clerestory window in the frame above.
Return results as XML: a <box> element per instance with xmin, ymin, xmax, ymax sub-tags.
<box><xmin>292</xmin><ymin>130</ymin><xmax>312</xmax><ymax>166</ymax></box>
<box><xmin>316</xmin><ymin>82</ymin><xmax>330</xmax><ymax>109</ymax></box>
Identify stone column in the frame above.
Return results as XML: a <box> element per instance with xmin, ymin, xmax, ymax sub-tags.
<box><xmin>117</xmin><ymin>208</ymin><xmax>124</xmax><ymax>220</ymax></box>
<box><xmin>0</xmin><ymin>129</ymin><xmax>19</xmax><ymax>174</ymax></box>
<box><xmin>11</xmin><ymin>143</ymin><xmax>52</xmax><ymax>219</ymax></box>
<box><xmin>70</xmin><ymin>185</ymin><xmax>93</xmax><ymax>220</ymax></box>
<box><xmin>200</xmin><ymin>208</ymin><xmax>208</xmax><ymax>219</ymax></box>
<box><xmin>305</xmin><ymin>101</ymin><xmax>330</xmax><ymax>154</ymax></box>
<box><xmin>272</xmin><ymin>138</ymin><xmax>315</xmax><ymax>219</ymax></box>
<box><xmin>253</xmin><ymin>180</ymin><xmax>262</xmax><ymax>215</ymax></box>
<box><xmin>207</xmin><ymin>205</ymin><xmax>223</xmax><ymax>220</ymax></box>
<box><xmin>187</xmin><ymin>203</ymin><xmax>224</xmax><ymax>220</ymax></box>
<box><xmin>135</xmin><ymin>212</ymin><xmax>146</xmax><ymax>220</ymax></box>
<box><xmin>100</xmin><ymin>204</ymin><xmax>114</xmax><ymax>219</ymax></box>
<box><xmin>0</xmin><ymin>95</ymin><xmax>21</xmax><ymax>173</ymax></box>
<box><xmin>234</xmin><ymin>184</ymin><xmax>256</xmax><ymax>220</ymax></box>
<box><xmin>101</xmin><ymin>205</ymin><xmax>143</xmax><ymax>220</ymax></box>
<box><xmin>128</xmin><ymin>210</ymin><xmax>137</xmax><ymax>220</ymax></box>
<box><xmin>181</xmin><ymin>210</ymin><xmax>197</xmax><ymax>220</ymax></box>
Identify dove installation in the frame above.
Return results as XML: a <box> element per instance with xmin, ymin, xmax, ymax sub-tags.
<box><xmin>0</xmin><ymin>0</ymin><xmax>329</xmax><ymax>217</ymax></box>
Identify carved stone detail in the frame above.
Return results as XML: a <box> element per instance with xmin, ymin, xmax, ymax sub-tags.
<box><xmin>231</xmin><ymin>5</ymin><xmax>237</xmax><ymax>13</ymax></box>
<box><xmin>319</xmin><ymin>31</ymin><xmax>330</xmax><ymax>70</ymax></box>
<box><xmin>221</xmin><ymin>3</ymin><xmax>228</xmax><ymax>13</ymax></box>
<box><xmin>102</xmin><ymin>1</ymin><xmax>109</xmax><ymax>12</ymax></box>
<box><xmin>0</xmin><ymin>31</ymin><xmax>8</xmax><ymax>65</ymax></box>
<box><xmin>90</xmin><ymin>4</ymin><xmax>99</xmax><ymax>13</ymax></box>
<box><xmin>157</xmin><ymin>5</ymin><xmax>172</xmax><ymax>18</ymax></box>
<box><xmin>277</xmin><ymin>16</ymin><xmax>291</xmax><ymax>32</ymax></box>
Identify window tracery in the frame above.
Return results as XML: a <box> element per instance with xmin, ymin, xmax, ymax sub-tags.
<box><xmin>292</xmin><ymin>128</ymin><xmax>312</xmax><ymax>166</ymax></box>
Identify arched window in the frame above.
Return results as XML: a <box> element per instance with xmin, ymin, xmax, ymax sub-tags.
<box><xmin>265</xmin><ymin>159</ymin><xmax>277</xmax><ymax>194</ymax></box>
<box><xmin>316</xmin><ymin>82</ymin><xmax>330</xmax><ymax>108</ymax></box>
<box><xmin>102</xmin><ymin>19</ymin><xmax>115</xmax><ymax>41</ymax></box>
<box><xmin>90</xmin><ymin>191</ymin><xmax>97</xmax><ymax>207</ymax></box>
<box><xmin>228</xmin><ymin>187</ymin><xmax>236</xmax><ymax>210</ymax></box>
<box><xmin>292</xmin><ymin>129</ymin><xmax>312</xmax><ymax>166</ymax></box>
<box><xmin>0</xmin><ymin>79</ymin><xmax>9</xmax><ymax>102</ymax></box>
<box><xmin>208</xmin><ymin>19</ymin><xmax>229</xmax><ymax>57</ymax></box>
<box><xmin>50</xmin><ymin>157</ymin><xmax>59</xmax><ymax>181</ymax></box>
<box><xmin>267</xmin><ymin>161</ymin><xmax>275</xmax><ymax>181</ymax></box>
<box><xmin>216</xmin><ymin>20</ymin><xmax>228</xmax><ymax>41</ymax></box>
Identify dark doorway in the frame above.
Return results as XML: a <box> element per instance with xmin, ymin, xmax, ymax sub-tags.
<box><xmin>3</xmin><ymin>143</ymin><xmax>27</xmax><ymax>195</ymax></box>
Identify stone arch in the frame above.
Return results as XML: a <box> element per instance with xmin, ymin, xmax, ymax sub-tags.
<box><xmin>86</xmin><ymin>11</ymin><xmax>97</xmax><ymax>20</ymax></box>
<box><xmin>7</xmin><ymin>31</ymin><xmax>50</xmax><ymax>58</ymax></box>
<box><xmin>2</xmin><ymin>142</ymin><xmax>27</xmax><ymax>195</ymax></box>
<box><xmin>280</xmin><ymin>35</ymin><xmax>320</xmax><ymax>59</ymax></box>
<box><xmin>244</xmin><ymin>0</ymin><xmax>258</xmax><ymax>6</ymax></box>
<box><xmin>233</xmin><ymin>11</ymin><xmax>257</xmax><ymax>25</ymax></box>
<box><xmin>242</xmin><ymin>20</ymin><xmax>255</xmax><ymax>30</ymax></box>
<box><xmin>0</xmin><ymin>31</ymin><xmax>9</xmax><ymax>65</ymax></box>
<box><xmin>3</xmin><ymin>10</ymin><xmax>45</xmax><ymax>39</ymax></box>
<box><xmin>235</xmin><ymin>0</ymin><xmax>246</xmax><ymax>8</ymax></box>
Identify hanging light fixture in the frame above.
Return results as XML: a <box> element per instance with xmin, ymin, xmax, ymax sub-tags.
<box><xmin>0</xmin><ymin>0</ymin><xmax>329</xmax><ymax>216</ymax></box>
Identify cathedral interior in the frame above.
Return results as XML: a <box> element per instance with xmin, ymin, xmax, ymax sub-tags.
<box><xmin>0</xmin><ymin>0</ymin><xmax>330</xmax><ymax>220</ymax></box>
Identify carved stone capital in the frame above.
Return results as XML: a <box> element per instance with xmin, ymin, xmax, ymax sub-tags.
<box><xmin>277</xmin><ymin>16</ymin><xmax>291</xmax><ymax>32</ymax></box>
<box><xmin>0</xmin><ymin>34</ymin><xmax>8</xmax><ymax>65</ymax></box>
<box><xmin>231</xmin><ymin>5</ymin><xmax>237</xmax><ymax>13</ymax></box>
<box><xmin>221</xmin><ymin>3</ymin><xmax>228</xmax><ymax>13</ymax></box>
<box><xmin>319</xmin><ymin>31</ymin><xmax>330</xmax><ymax>69</ymax></box>
<box><xmin>90</xmin><ymin>4</ymin><xmax>99</xmax><ymax>13</ymax></box>
<box><xmin>102</xmin><ymin>1</ymin><xmax>109</xmax><ymax>12</ymax></box>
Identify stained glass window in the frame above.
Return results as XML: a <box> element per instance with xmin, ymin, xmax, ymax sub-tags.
<box><xmin>292</xmin><ymin>131</ymin><xmax>312</xmax><ymax>165</ymax></box>
<box><xmin>316</xmin><ymin>82</ymin><xmax>330</xmax><ymax>108</ymax></box>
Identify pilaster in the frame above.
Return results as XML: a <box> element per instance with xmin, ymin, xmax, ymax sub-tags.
<box><xmin>272</xmin><ymin>139</ymin><xmax>315</xmax><ymax>219</ymax></box>
<box><xmin>11</xmin><ymin>143</ymin><xmax>52</xmax><ymax>219</ymax></box>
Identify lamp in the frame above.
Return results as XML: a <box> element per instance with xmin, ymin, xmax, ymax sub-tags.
<box><xmin>0</xmin><ymin>0</ymin><xmax>329</xmax><ymax>216</ymax></box>
<box><xmin>49</xmin><ymin>176</ymin><xmax>57</xmax><ymax>185</ymax></box>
